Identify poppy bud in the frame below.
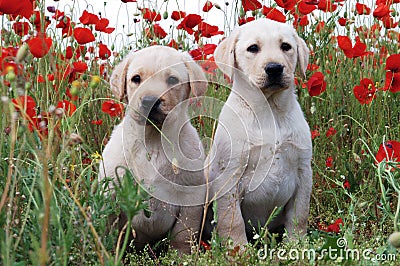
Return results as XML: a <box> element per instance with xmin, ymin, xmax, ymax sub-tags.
<box><xmin>70</xmin><ymin>86</ymin><xmax>79</xmax><ymax>96</ymax></box>
<box><xmin>5</xmin><ymin>69</ymin><xmax>16</xmax><ymax>82</ymax></box>
<box><xmin>389</xmin><ymin>232</ymin><xmax>400</xmax><ymax>248</ymax></box>
<box><xmin>163</xmin><ymin>11</ymin><xmax>168</xmax><ymax>19</ymax></box>
<box><xmin>90</xmin><ymin>75</ymin><xmax>101</xmax><ymax>89</ymax></box>
<box><xmin>239</xmin><ymin>7</ymin><xmax>245</xmax><ymax>17</ymax></box>
<box><xmin>16</xmin><ymin>43</ymin><xmax>29</xmax><ymax>63</ymax></box>
<box><xmin>25</xmin><ymin>81</ymin><xmax>32</xmax><ymax>90</ymax></box>
<box><xmin>71</xmin><ymin>80</ymin><xmax>81</xmax><ymax>96</ymax></box>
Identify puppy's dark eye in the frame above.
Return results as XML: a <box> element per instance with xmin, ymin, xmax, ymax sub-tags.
<box><xmin>247</xmin><ymin>44</ymin><xmax>259</xmax><ymax>53</ymax></box>
<box><xmin>281</xmin><ymin>42</ymin><xmax>292</xmax><ymax>51</ymax></box>
<box><xmin>167</xmin><ymin>76</ymin><xmax>179</xmax><ymax>86</ymax></box>
<box><xmin>131</xmin><ymin>75</ymin><xmax>141</xmax><ymax>84</ymax></box>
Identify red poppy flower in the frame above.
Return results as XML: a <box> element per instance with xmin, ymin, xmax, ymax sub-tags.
<box><xmin>12</xmin><ymin>95</ymin><xmax>36</xmax><ymax>118</ymax></box>
<box><xmin>29</xmin><ymin>112</ymin><xmax>49</xmax><ymax>136</ymax></box>
<box><xmin>91</xmin><ymin>120</ymin><xmax>103</xmax><ymax>125</ymax></box>
<box><xmin>65</xmin><ymin>46</ymin><xmax>74</xmax><ymax>59</ymax></box>
<box><xmin>303</xmin><ymin>0</ymin><xmax>320</xmax><ymax>4</ymax></box>
<box><xmin>57</xmin><ymin>100</ymin><xmax>77</xmax><ymax>116</ymax></box>
<box><xmin>298</xmin><ymin>1</ymin><xmax>317</xmax><ymax>15</ymax></box>
<box><xmin>79</xmin><ymin>10</ymin><xmax>99</xmax><ymax>25</ymax></box>
<box><xmin>307</xmin><ymin>72</ymin><xmax>326</xmax><ymax>96</ymax></box>
<box><xmin>376</xmin><ymin>140</ymin><xmax>400</xmax><ymax>165</ymax></box>
<box><xmin>326</xmin><ymin>127</ymin><xmax>337</xmax><ymax>138</ymax></box>
<box><xmin>203</xmin><ymin>1</ymin><xmax>214</xmax><ymax>12</ymax></box>
<box><xmin>343</xmin><ymin>180</ymin><xmax>350</xmax><ymax>189</ymax></box>
<box><xmin>297</xmin><ymin>15</ymin><xmax>309</xmax><ymax>27</ymax></box>
<box><xmin>95</xmin><ymin>18</ymin><xmax>115</xmax><ymax>34</ymax></box>
<box><xmin>200</xmin><ymin>57</ymin><xmax>218</xmax><ymax>74</ymax></box>
<box><xmin>385</xmin><ymin>54</ymin><xmax>400</xmax><ymax>73</ymax></box>
<box><xmin>73</xmin><ymin>61</ymin><xmax>88</xmax><ymax>73</ymax></box>
<box><xmin>311</xmin><ymin>129</ymin><xmax>320</xmax><ymax>140</ymax></box>
<box><xmin>238</xmin><ymin>16</ymin><xmax>255</xmax><ymax>25</ymax></box>
<box><xmin>317</xmin><ymin>0</ymin><xmax>337</xmax><ymax>12</ymax></box>
<box><xmin>177</xmin><ymin>14</ymin><xmax>202</xmax><ymax>34</ymax></box>
<box><xmin>337</xmin><ymin>35</ymin><xmax>353</xmax><ymax>57</ymax></box>
<box><xmin>74</xmin><ymin>27</ymin><xmax>95</xmax><ymax>44</ymax></box>
<box><xmin>275</xmin><ymin>0</ymin><xmax>296</xmax><ymax>10</ymax></box>
<box><xmin>56</xmin><ymin>15</ymin><xmax>74</xmax><ymax>37</ymax></box>
<box><xmin>0</xmin><ymin>47</ymin><xmax>17</xmax><ymax>71</ymax></box>
<box><xmin>102</xmin><ymin>100</ymin><xmax>124</xmax><ymax>117</ymax></box>
<box><xmin>32</xmin><ymin>11</ymin><xmax>51</xmax><ymax>32</ymax></box>
<box><xmin>200</xmin><ymin>240</ymin><xmax>211</xmax><ymax>251</ymax></box>
<box><xmin>98</xmin><ymin>43</ymin><xmax>111</xmax><ymax>60</ymax></box>
<box><xmin>12</xmin><ymin>22</ymin><xmax>30</xmax><ymax>36</ymax></box>
<box><xmin>0</xmin><ymin>0</ymin><xmax>33</xmax><ymax>19</ymax></box>
<box><xmin>383</xmin><ymin>54</ymin><xmax>400</xmax><ymax>92</ymax></box>
<box><xmin>384</xmin><ymin>72</ymin><xmax>400</xmax><ymax>93</ymax></box>
<box><xmin>325</xmin><ymin>218</ymin><xmax>343</xmax><ymax>233</ymax></box>
<box><xmin>171</xmin><ymin>11</ymin><xmax>186</xmax><ymax>21</ymax></box>
<box><xmin>146</xmin><ymin>24</ymin><xmax>167</xmax><ymax>39</ymax></box>
<box><xmin>196</xmin><ymin>22</ymin><xmax>224</xmax><ymax>39</ymax></box>
<box><xmin>242</xmin><ymin>0</ymin><xmax>262</xmax><ymax>12</ymax></box>
<box><xmin>337</xmin><ymin>36</ymin><xmax>367</xmax><ymax>58</ymax></box>
<box><xmin>47</xmin><ymin>74</ymin><xmax>55</xmax><ymax>81</ymax></box>
<box><xmin>72</xmin><ymin>61</ymin><xmax>88</xmax><ymax>73</ymax></box>
<box><xmin>338</xmin><ymin>18</ymin><xmax>347</xmax><ymax>26</ymax></box>
<box><xmin>355</xmin><ymin>3</ymin><xmax>371</xmax><ymax>15</ymax></box>
<box><xmin>141</xmin><ymin>8</ymin><xmax>161</xmax><ymax>22</ymax></box>
<box><xmin>262</xmin><ymin>7</ymin><xmax>286</xmax><ymax>23</ymax></box>
<box><xmin>325</xmin><ymin>156</ymin><xmax>333</xmax><ymax>168</ymax></box>
<box><xmin>353</xmin><ymin>78</ymin><xmax>377</xmax><ymax>104</ymax></box>
<box><xmin>168</xmin><ymin>39</ymin><xmax>179</xmax><ymax>49</ymax></box>
<box><xmin>189</xmin><ymin>44</ymin><xmax>217</xmax><ymax>60</ymax></box>
<box><xmin>37</xmin><ymin>75</ymin><xmax>45</xmax><ymax>83</ymax></box>
<box><xmin>315</xmin><ymin>21</ymin><xmax>325</xmax><ymax>33</ymax></box>
<box><xmin>27</xmin><ymin>35</ymin><xmax>53</xmax><ymax>58</ymax></box>
<box><xmin>381</xmin><ymin>15</ymin><xmax>398</xmax><ymax>29</ymax></box>
<box><xmin>373</xmin><ymin>4</ymin><xmax>390</xmax><ymax>19</ymax></box>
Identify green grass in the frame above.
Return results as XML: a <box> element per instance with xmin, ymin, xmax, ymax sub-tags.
<box><xmin>1</xmin><ymin>0</ymin><xmax>400</xmax><ymax>265</ymax></box>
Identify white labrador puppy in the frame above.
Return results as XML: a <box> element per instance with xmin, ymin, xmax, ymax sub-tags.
<box><xmin>99</xmin><ymin>46</ymin><xmax>207</xmax><ymax>253</ymax></box>
<box><xmin>205</xmin><ymin>19</ymin><xmax>312</xmax><ymax>246</ymax></box>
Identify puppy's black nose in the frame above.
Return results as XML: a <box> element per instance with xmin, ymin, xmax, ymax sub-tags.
<box><xmin>141</xmin><ymin>95</ymin><xmax>161</xmax><ymax>111</ymax></box>
<box><xmin>265</xmin><ymin>63</ymin><xmax>284</xmax><ymax>78</ymax></box>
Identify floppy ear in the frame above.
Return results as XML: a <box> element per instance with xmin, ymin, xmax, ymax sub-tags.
<box><xmin>214</xmin><ymin>29</ymin><xmax>240</xmax><ymax>79</ymax></box>
<box><xmin>182</xmin><ymin>54</ymin><xmax>208</xmax><ymax>96</ymax></box>
<box><xmin>110</xmin><ymin>55</ymin><xmax>131</xmax><ymax>102</ymax></box>
<box><xmin>295</xmin><ymin>34</ymin><xmax>309</xmax><ymax>79</ymax></box>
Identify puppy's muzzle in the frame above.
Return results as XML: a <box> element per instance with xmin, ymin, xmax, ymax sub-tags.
<box><xmin>264</xmin><ymin>63</ymin><xmax>285</xmax><ymax>88</ymax></box>
<box><xmin>139</xmin><ymin>95</ymin><xmax>165</xmax><ymax>126</ymax></box>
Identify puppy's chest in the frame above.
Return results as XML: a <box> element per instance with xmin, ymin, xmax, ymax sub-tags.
<box><xmin>132</xmin><ymin>141</ymin><xmax>199</xmax><ymax>186</ymax></box>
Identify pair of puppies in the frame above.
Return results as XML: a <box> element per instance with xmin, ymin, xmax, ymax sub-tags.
<box><xmin>99</xmin><ymin>19</ymin><xmax>312</xmax><ymax>253</ymax></box>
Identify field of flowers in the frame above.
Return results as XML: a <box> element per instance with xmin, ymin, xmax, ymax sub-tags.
<box><xmin>0</xmin><ymin>0</ymin><xmax>399</xmax><ymax>265</ymax></box>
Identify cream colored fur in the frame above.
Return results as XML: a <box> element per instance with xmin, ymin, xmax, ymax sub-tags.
<box><xmin>206</xmin><ymin>19</ymin><xmax>312</xmax><ymax>246</ymax></box>
<box><xmin>99</xmin><ymin>46</ymin><xmax>207</xmax><ymax>253</ymax></box>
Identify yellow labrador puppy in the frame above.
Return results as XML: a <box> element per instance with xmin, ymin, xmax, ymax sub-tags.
<box><xmin>206</xmin><ymin>19</ymin><xmax>312</xmax><ymax>246</ymax></box>
<box><xmin>99</xmin><ymin>46</ymin><xmax>207</xmax><ymax>252</ymax></box>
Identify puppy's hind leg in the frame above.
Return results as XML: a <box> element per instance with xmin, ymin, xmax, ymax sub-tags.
<box><xmin>169</xmin><ymin>205</ymin><xmax>203</xmax><ymax>253</ymax></box>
